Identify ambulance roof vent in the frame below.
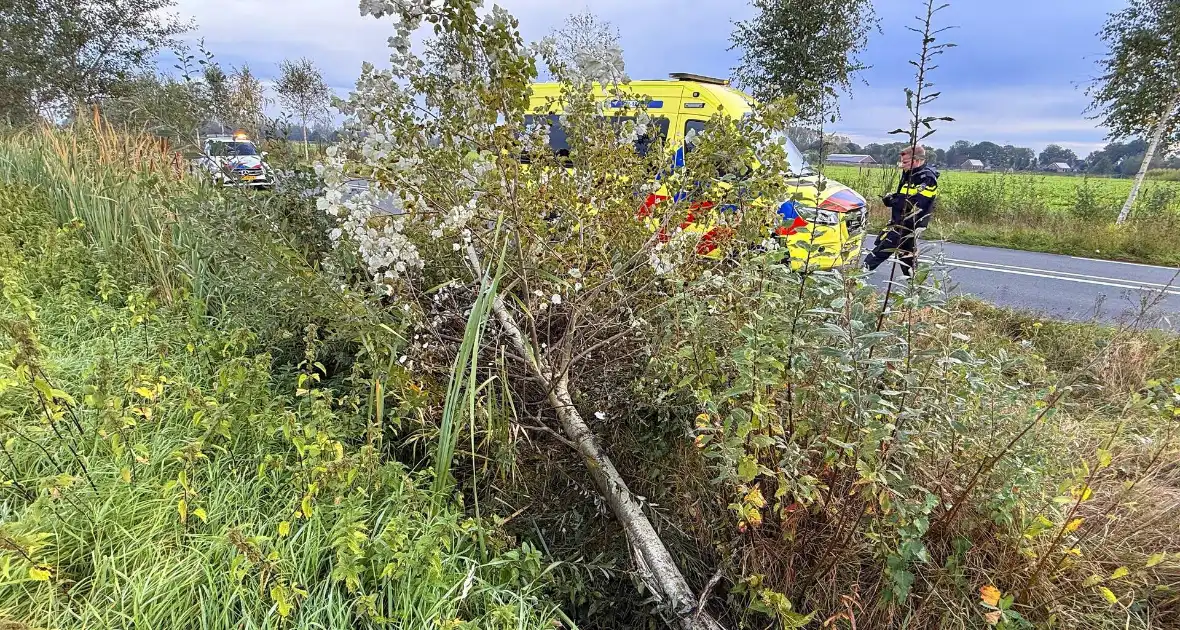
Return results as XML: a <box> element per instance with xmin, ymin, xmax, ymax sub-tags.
<box><xmin>669</xmin><ymin>72</ymin><xmax>730</xmax><ymax>86</ymax></box>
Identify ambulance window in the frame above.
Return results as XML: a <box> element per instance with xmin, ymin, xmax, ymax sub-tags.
<box><xmin>631</xmin><ymin>117</ymin><xmax>670</xmax><ymax>156</ymax></box>
<box><xmin>684</xmin><ymin>119</ymin><xmax>707</xmax><ymax>153</ymax></box>
<box><xmin>523</xmin><ymin>115</ymin><xmax>669</xmax><ymax>157</ymax></box>
<box><xmin>523</xmin><ymin>115</ymin><xmax>571</xmax><ymax>156</ymax></box>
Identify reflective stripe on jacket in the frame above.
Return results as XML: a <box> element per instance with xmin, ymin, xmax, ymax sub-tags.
<box><xmin>890</xmin><ymin>163</ymin><xmax>940</xmax><ymax>227</ymax></box>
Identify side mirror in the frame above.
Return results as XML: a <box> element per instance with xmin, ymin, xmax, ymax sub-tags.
<box><xmin>261</xmin><ymin>151</ymin><xmax>269</xmax><ymax>159</ymax></box>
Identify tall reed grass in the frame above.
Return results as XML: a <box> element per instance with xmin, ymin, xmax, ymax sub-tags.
<box><xmin>0</xmin><ymin>112</ymin><xmax>219</xmax><ymax>305</ymax></box>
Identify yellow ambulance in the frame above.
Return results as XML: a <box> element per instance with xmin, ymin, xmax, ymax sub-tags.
<box><xmin>526</xmin><ymin>73</ymin><xmax>869</xmax><ymax>269</ymax></box>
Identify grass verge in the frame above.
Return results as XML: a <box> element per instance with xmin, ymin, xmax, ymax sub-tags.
<box><xmin>0</xmin><ymin>126</ymin><xmax>562</xmax><ymax>629</ymax></box>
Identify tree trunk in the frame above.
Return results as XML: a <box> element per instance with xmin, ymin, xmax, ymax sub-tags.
<box><xmin>302</xmin><ymin>115</ymin><xmax>309</xmax><ymax>161</ymax></box>
<box><xmin>1117</xmin><ymin>91</ymin><xmax>1180</xmax><ymax>224</ymax></box>
<box><xmin>470</xmin><ymin>246</ymin><xmax>725</xmax><ymax>629</ymax></box>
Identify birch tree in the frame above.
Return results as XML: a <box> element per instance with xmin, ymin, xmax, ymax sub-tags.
<box><xmin>276</xmin><ymin>57</ymin><xmax>332</xmax><ymax>159</ymax></box>
<box><xmin>204</xmin><ymin>63</ymin><xmax>232</xmax><ymax>134</ymax></box>
<box><xmin>227</xmin><ymin>64</ymin><xmax>268</xmax><ymax>137</ymax></box>
<box><xmin>537</xmin><ymin>11</ymin><xmax>627</xmax><ymax>85</ymax></box>
<box><xmin>0</xmin><ymin>0</ymin><xmax>189</xmax><ymax>119</ymax></box>
<box><xmin>1087</xmin><ymin>0</ymin><xmax>1180</xmax><ymax>224</ymax></box>
<box><xmin>320</xmin><ymin>1</ymin><xmax>801</xmax><ymax>627</ymax></box>
<box><xmin>731</xmin><ymin>0</ymin><xmax>877</xmax><ymax>122</ymax></box>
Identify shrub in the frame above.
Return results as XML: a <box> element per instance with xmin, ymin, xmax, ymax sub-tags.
<box><xmin>1071</xmin><ymin>176</ymin><xmax>1107</xmax><ymax>221</ymax></box>
<box><xmin>943</xmin><ymin>173</ymin><xmax>1008</xmax><ymax>221</ymax></box>
<box><xmin>649</xmin><ymin>262</ymin><xmax>1180</xmax><ymax>627</ymax></box>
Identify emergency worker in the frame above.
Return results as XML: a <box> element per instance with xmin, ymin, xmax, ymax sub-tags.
<box><xmin>863</xmin><ymin>145</ymin><xmax>940</xmax><ymax>275</ymax></box>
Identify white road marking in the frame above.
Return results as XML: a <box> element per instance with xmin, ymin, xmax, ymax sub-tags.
<box><xmin>944</xmin><ymin>261</ymin><xmax>1180</xmax><ymax>296</ymax></box>
<box><xmin>943</xmin><ymin>258</ymin><xmax>1180</xmax><ymax>290</ymax></box>
<box><xmin>1068</xmin><ymin>255</ymin><xmax>1180</xmax><ymax>271</ymax></box>
<box><xmin>927</xmin><ymin>241</ymin><xmax>1179</xmax><ymax>272</ymax></box>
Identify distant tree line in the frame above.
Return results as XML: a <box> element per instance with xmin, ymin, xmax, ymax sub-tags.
<box><xmin>804</xmin><ymin>134</ymin><xmax>1180</xmax><ymax>176</ymax></box>
<box><xmin>0</xmin><ymin>0</ymin><xmax>337</xmax><ymax>153</ymax></box>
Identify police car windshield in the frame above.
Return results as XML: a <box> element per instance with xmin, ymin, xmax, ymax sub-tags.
<box><xmin>210</xmin><ymin>141</ymin><xmax>258</xmax><ymax>157</ymax></box>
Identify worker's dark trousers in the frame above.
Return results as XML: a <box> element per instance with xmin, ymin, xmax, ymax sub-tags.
<box><xmin>864</xmin><ymin>221</ymin><xmax>918</xmax><ymax>274</ymax></box>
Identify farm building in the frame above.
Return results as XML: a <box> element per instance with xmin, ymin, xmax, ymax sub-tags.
<box><xmin>959</xmin><ymin>159</ymin><xmax>985</xmax><ymax>171</ymax></box>
<box><xmin>1046</xmin><ymin>162</ymin><xmax>1072</xmax><ymax>173</ymax></box>
<box><xmin>826</xmin><ymin>154</ymin><xmax>877</xmax><ymax>165</ymax></box>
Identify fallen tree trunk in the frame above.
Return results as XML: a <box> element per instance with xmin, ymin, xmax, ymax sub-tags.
<box><xmin>467</xmin><ymin>247</ymin><xmax>724</xmax><ymax>630</ymax></box>
<box><xmin>541</xmin><ymin>370</ymin><xmax>726</xmax><ymax>630</ymax></box>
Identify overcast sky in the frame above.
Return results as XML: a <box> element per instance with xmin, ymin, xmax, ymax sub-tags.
<box><xmin>170</xmin><ymin>0</ymin><xmax>1123</xmax><ymax>155</ymax></box>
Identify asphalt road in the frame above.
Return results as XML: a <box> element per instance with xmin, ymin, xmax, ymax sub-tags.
<box><xmin>865</xmin><ymin>240</ymin><xmax>1180</xmax><ymax>330</ymax></box>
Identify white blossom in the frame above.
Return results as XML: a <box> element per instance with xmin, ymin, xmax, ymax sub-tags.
<box><xmin>649</xmin><ymin>249</ymin><xmax>675</xmax><ymax>276</ymax></box>
<box><xmin>317</xmin><ymin>153</ymin><xmax>424</xmax><ymax>292</ymax></box>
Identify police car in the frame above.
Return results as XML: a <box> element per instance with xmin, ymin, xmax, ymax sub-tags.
<box><xmin>193</xmin><ymin>130</ymin><xmax>275</xmax><ymax>189</ymax></box>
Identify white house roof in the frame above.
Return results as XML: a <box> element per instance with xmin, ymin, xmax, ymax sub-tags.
<box><xmin>1051</xmin><ymin>162</ymin><xmax>1072</xmax><ymax>169</ymax></box>
<box><xmin>961</xmin><ymin>159</ymin><xmax>984</xmax><ymax>167</ymax></box>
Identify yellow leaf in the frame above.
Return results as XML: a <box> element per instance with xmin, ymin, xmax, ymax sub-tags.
<box><xmin>745</xmin><ymin>506</ymin><xmax>763</xmax><ymax>528</ymax></box>
<box><xmin>1146</xmin><ymin>552</ymin><xmax>1166</xmax><ymax>568</ymax></box>
<box><xmin>1099</xmin><ymin>587</ymin><xmax>1118</xmax><ymax>604</ymax></box>
<box><xmin>120</xmin><ymin>467</ymin><xmax>131</xmax><ymax>483</ymax></box>
<box><xmin>177</xmin><ymin>498</ymin><xmax>188</xmax><ymax>524</ymax></box>
<box><xmin>1097</xmin><ymin>449</ymin><xmax>1112</xmax><ymax>468</ymax></box>
<box><xmin>1065</xmin><ymin>518</ymin><xmax>1084</xmax><ymax>532</ymax></box>
<box><xmin>1110</xmin><ymin>566</ymin><xmax>1129</xmax><ymax>580</ymax></box>
<box><xmin>745</xmin><ymin>486</ymin><xmax>767</xmax><ymax>509</ymax></box>
<box><xmin>28</xmin><ymin>566</ymin><xmax>51</xmax><ymax>581</ymax></box>
<box><xmin>272</xmin><ymin>584</ymin><xmax>292</xmax><ymax>618</ymax></box>
<box><xmin>279</xmin><ymin>521</ymin><xmax>291</xmax><ymax>537</ymax></box>
<box><xmin>301</xmin><ymin>495</ymin><xmax>313</xmax><ymax>518</ymax></box>
<box><xmin>193</xmin><ymin>508</ymin><xmax>208</xmax><ymax>524</ymax></box>
<box><xmin>979</xmin><ymin>584</ymin><xmax>1001</xmax><ymax>607</ymax></box>
<box><xmin>1082</xmin><ymin>574</ymin><xmax>1103</xmax><ymax>588</ymax></box>
<box><xmin>134</xmin><ymin>386</ymin><xmax>156</xmax><ymax>400</ymax></box>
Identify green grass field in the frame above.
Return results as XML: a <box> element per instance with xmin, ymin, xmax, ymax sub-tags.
<box><xmin>824</xmin><ymin>165</ymin><xmax>1180</xmax><ymax>266</ymax></box>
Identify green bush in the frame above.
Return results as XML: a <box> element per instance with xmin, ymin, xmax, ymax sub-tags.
<box><xmin>646</xmin><ymin>259</ymin><xmax>1180</xmax><ymax>628</ymax></box>
<box><xmin>1071</xmin><ymin>176</ymin><xmax>1107</xmax><ymax>221</ymax></box>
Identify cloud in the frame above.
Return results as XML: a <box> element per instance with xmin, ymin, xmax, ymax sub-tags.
<box><xmin>171</xmin><ymin>0</ymin><xmax>745</xmax><ymax>84</ymax></box>
<box><xmin>169</xmin><ymin>0</ymin><xmax>1118</xmax><ymax>153</ymax></box>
